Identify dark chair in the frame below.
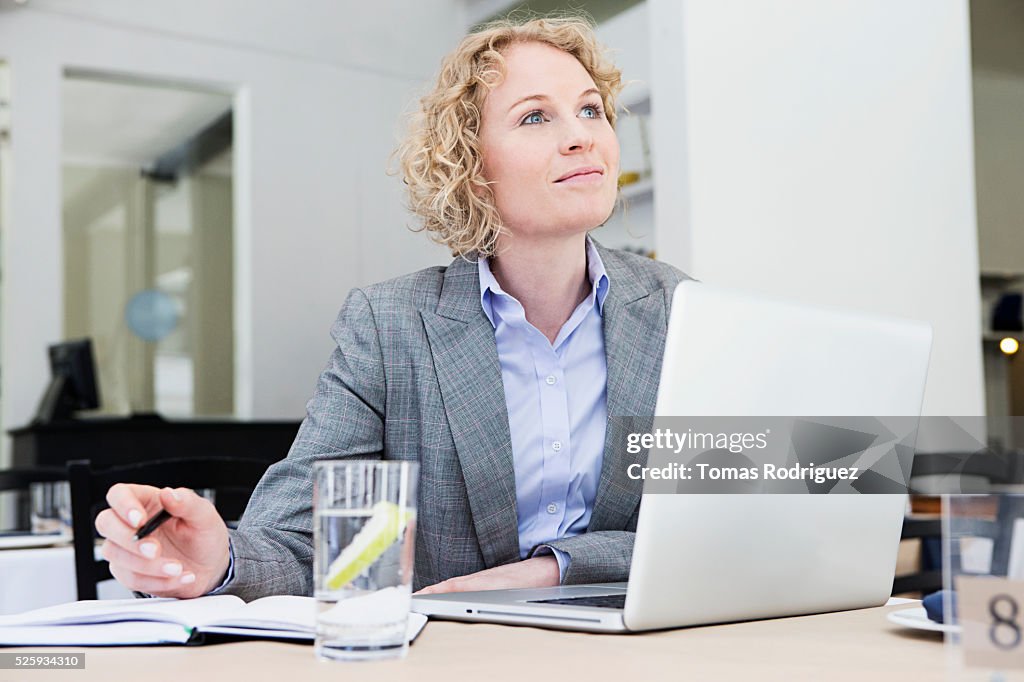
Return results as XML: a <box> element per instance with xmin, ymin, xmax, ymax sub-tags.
<box><xmin>892</xmin><ymin>518</ymin><xmax>943</xmax><ymax>595</ymax></box>
<box><xmin>910</xmin><ymin>450</ymin><xmax>1012</xmax><ymax>491</ymax></box>
<box><xmin>67</xmin><ymin>457</ymin><xmax>272</xmax><ymax>600</ymax></box>
<box><xmin>0</xmin><ymin>467</ymin><xmax>68</xmax><ymax>491</ymax></box>
<box><xmin>0</xmin><ymin>467</ymin><xmax>69</xmax><ymax>530</ymax></box>
<box><xmin>893</xmin><ymin>510</ymin><xmax>1008</xmax><ymax>596</ymax></box>
<box><xmin>893</xmin><ymin>449</ymin><xmax>1021</xmax><ymax>596</ymax></box>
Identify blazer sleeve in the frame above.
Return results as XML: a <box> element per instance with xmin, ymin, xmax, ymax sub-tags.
<box><xmin>528</xmin><ymin>503</ymin><xmax>640</xmax><ymax>585</ymax></box>
<box><xmin>222</xmin><ymin>288</ymin><xmax>387</xmax><ymax>601</ymax></box>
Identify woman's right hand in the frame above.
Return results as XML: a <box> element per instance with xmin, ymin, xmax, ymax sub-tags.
<box><xmin>95</xmin><ymin>484</ymin><xmax>231</xmax><ymax>598</ymax></box>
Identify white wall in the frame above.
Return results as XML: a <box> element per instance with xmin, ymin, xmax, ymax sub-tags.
<box><xmin>649</xmin><ymin>0</ymin><xmax>986</xmax><ymax>418</ymax></box>
<box><xmin>0</xmin><ymin>2</ymin><xmax>459</xmax><ymax>461</ymax></box>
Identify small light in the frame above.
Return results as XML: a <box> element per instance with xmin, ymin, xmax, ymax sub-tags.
<box><xmin>1000</xmin><ymin>337</ymin><xmax>1020</xmax><ymax>355</ymax></box>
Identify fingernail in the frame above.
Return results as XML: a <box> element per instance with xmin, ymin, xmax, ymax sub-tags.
<box><xmin>162</xmin><ymin>562</ymin><xmax>182</xmax><ymax>577</ymax></box>
<box><xmin>139</xmin><ymin>543</ymin><xmax>157</xmax><ymax>559</ymax></box>
<box><xmin>180</xmin><ymin>573</ymin><xmax>196</xmax><ymax>585</ymax></box>
<box><xmin>128</xmin><ymin>510</ymin><xmax>142</xmax><ymax>527</ymax></box>
<box><xmin>171</xmin><ymin>489</ymin><xmax>182</xmax><ymax>502</ymax></box>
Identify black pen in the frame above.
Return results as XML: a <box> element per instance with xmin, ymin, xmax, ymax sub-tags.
<box><xmin>133</xmin><ymin>509</ymin><xmax>172</xmax><ymax>541</ymax></box>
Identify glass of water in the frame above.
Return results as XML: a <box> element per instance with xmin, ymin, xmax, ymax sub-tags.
<box><xmin>313</xmin><ymin>460</ymin><xmax>418</xmax><ymax>662</ymax></box>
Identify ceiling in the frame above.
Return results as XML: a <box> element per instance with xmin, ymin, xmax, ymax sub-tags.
<box><xmin>62</xmin><ymin>73</ymin><xmax>232</xmax><ymax>169</ymax></box>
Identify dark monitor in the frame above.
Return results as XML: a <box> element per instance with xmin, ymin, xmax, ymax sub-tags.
<box><xmin>33</xmin><ymin>339</ymin><xmax>101</xmax><ymax>424</ymax></box>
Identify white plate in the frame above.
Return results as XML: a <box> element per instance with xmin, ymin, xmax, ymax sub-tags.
<box><xmin>0</xmin><ymin>532</ymin><xmax>72</xmax><ymax>550</ymax></box>
<box><xmin>887</xmin><ymin>606</ymin><xmax>960</xmax><ymax>634</ymax></box>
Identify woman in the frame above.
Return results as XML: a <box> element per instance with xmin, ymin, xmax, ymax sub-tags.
<box><xmin>95</xmin><ymin>15</ymin><xmax>687</xmax><ymax>599</ymax></box>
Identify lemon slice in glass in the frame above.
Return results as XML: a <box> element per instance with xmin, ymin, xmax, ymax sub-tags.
<box><xmin>325</xmin><ymin>501</ymin><xmax>413</xmax><ymax>590</ymax></box>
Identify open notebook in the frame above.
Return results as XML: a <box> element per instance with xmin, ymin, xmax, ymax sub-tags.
<box><xmin>0</xmin><ymin>595</ymin><xmax>428</xmax><ymax>646</ymax></box>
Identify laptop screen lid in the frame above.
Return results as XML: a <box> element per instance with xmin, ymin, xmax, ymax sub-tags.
<box><xmin>622</xmin><ymin>281</ymin><xmax>932</xmax><ymax>631</ymax></box>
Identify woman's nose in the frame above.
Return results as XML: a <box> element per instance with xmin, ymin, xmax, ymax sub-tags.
<box><xmin>559</xmin><ymin>118</ymin><xmax>594</xmax><ymax>154</ymax></box>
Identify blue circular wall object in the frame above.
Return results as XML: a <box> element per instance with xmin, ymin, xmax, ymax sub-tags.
<box><xmin>124</xmin><ymin>289</ymin><xmax>179</xmax><ymax>341</ymax></box>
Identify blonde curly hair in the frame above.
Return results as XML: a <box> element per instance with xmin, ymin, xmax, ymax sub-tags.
<box><xmin>395</xmin><ymin>15</ymin><xmax>624</xmax><ymax>257</ymax></box>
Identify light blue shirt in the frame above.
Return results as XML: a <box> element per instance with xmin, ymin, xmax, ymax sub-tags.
<box><xmin>210</xmin><ymin>240</ymin><xmax>609</xmax><ymax>595</ymax></box>
<box><xmin>478</xmin><ymin>238</ymin><xmax>610</xmax><ymax>581</ymax></box>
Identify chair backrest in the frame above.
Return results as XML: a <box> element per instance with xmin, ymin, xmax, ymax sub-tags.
<box><xmin>0</xmin><ymin>467</ymin><xmax>68</xmax><ymax>493</ymax></box>
<box><xmin>67</xmin><ymin>457</ymin><xmax>272</xmax><ymax>600</ymax></box>
<box><xmin>892</xmin><ymin>518</ymin><xmax>943</xmax><ymax>595</ymax></box>
<box><xmin>894</xmin><ymin>514</ymin><xmax>1005</xmax><ymax>596</ymax></box>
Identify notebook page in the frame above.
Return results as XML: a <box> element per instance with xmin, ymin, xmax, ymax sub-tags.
<box><xmin>0</xmin><ymin>621</ymin><xmax>193</xmax><ymax>646</ymax></box>
<box><xmin>202</xmin><ymin>595</ymin><xmax>315</xmax><ymax>631</ymax></box>
<box><xmin>0</xmin><ymin>595</ymin><xmax>245</xmax><ymax>628</ymax></box>
<box><xmin>200</xmin><ymin>613</ymin><xmax>428</xmax><ymax>643</ymax></box>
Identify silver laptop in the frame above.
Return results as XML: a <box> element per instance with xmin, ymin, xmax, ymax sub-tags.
<box><xmin>411</xmin><ymin>281</ymin><xmax>933</xmax><ymax>632</ymax></box>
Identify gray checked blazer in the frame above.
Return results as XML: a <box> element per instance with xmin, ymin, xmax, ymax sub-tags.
<box><xmin>224</xmin><ymin>242</ymin><xmax>687</xmax><ymax>599</ymax></box>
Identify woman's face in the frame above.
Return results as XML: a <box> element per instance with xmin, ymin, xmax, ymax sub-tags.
<box><xmin>478</xmin><ymin>41</ymin><xmax>620</xmax><ymax>244</ymax></box>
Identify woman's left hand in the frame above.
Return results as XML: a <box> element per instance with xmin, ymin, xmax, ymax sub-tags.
<box><xmin>414</xmin><ymin>556</ymin><xmax>559</xmax><ymax>595</ymax></box>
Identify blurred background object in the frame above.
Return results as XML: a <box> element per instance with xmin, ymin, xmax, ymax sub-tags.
<box><xmin>62</xmin><ymin>73</ymin><xmax>234</xmax><ymax>419</ymax></box>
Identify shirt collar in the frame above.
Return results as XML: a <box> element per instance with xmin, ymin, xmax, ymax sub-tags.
<box><xmin>478</xmin><ymin>236</ymin><xmax>610</xmax><ymax>329</ymax></box>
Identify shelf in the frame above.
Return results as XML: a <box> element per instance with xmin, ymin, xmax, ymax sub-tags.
<box><xmin>619</xmin><ymin>177</ymin><xmax>653</xmax><ymax>201</ymax></box>
<box><xmin>980</xmin><ymin>271</ymin><xmax>1024</xmax><ymax>284</ymax></box>
<box><xmin>984</xmin><ymin>331</ymin><xmax>1023</xmax><ymax>342</ymax></box>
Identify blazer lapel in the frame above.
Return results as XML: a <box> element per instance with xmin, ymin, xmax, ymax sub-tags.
<box><xmin>421</xmin><ymin>256</ymin><xmax>521</xmax><ymax>569</ymax></box>
<box><xmin>589</xmin><ymin>247</ymin><xmax>671</xmax><ymax>531</ymax></box>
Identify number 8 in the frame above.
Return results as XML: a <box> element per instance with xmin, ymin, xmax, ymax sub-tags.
<box><xmin>989</xmin><ymin>594</ymin><xmax>1022</xmax><ymax>650</ymax></box>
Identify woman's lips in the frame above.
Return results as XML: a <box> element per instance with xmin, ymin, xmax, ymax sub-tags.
<box><xmin>555</xmin><ymin>170</ymin><xmax>604</xmax><ymax>185</ymax></box>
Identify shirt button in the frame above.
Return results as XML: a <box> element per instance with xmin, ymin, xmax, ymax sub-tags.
<box><xmin>545</xmin><ymin>375</ymin><xmax>557</xmax><ymax>385</ymax></box>
<box><xmin>552</xmin><ymin>441</ymin><xmax>562</xmax><ymax>452</ymax></box>
<box><xmin>547</xmin><ymin>503</ymin><xmax>558</xmax><ymax>514</ymax></box>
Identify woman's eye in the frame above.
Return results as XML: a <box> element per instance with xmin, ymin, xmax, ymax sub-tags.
<box><xmin>581</xmin><ymin>104</ymin><xmax>603</xmax><ymax>119</ymax></box>
<box><xmin>522</xmin><ymin>111</ymin><xmax>545</xmax><ymax>125</ymax></box>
